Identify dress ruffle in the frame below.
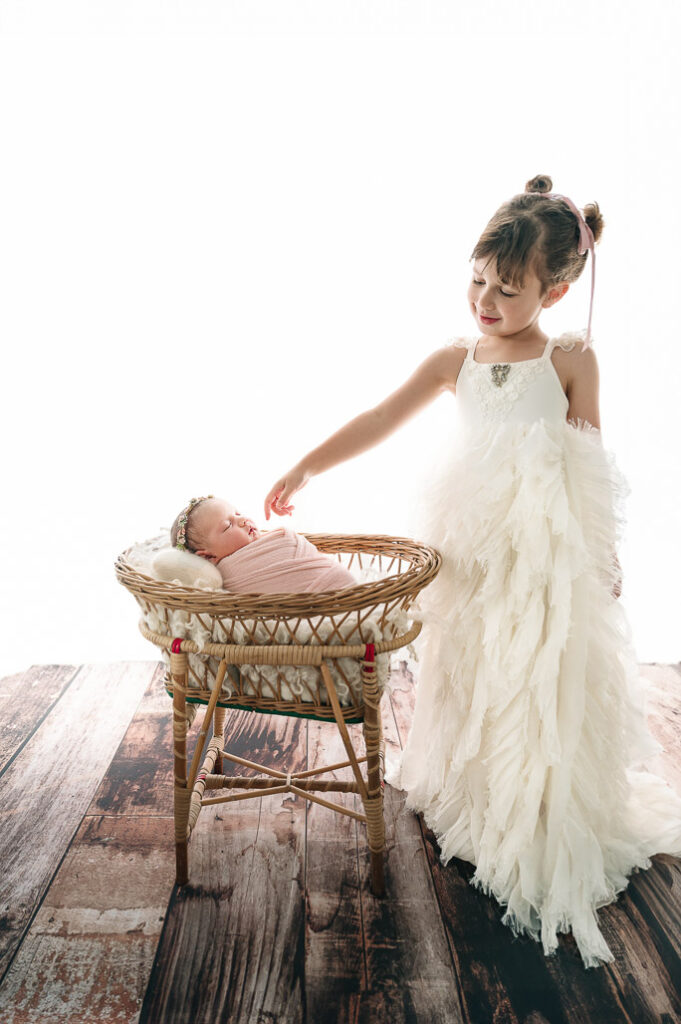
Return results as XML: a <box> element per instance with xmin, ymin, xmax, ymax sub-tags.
<box><xmin>387</xmin><ymin>415</ymin><xmax>681</xmax><ymax>969</ymax></box>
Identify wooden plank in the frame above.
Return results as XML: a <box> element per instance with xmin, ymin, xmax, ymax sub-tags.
<box><xmin>305</xmin><ymin>709</ymin><xmax>365</xmax><ymax>1022</ymax></box>
<box><xmin>638</xmin><ymin>663</ymin><xmax>681</xmax><ymax>792</ymax></box>
<box><xmin>622</xmin><ymin>852</ymin><xmax>681</xmax><ymax>979</ymax></box>
<box><xmin>0</xmin><ymin>661</ymin><xmax>156</xmax><ymax>982</ymax></box>
<box><xmin>0</xmin><ymin>665</ymin><xmax>77</xmax><ymax>775</ymax></box>
<box><xmin>139</xmin><ymin>707</ymin><xmax>308</xmax><ymax>1024</ymax></box>
<box><xmin>592</xmin><ymin>862</ymin><xmax>681</xmax><ymax>1021</ymax></box>
<box><xmin>0</xmin><ymin>814</ymin><xmax>175</xmax><ymax>1024</ymax></box>
<box><xmin>590</xmin><ymin>664</ymin><xmax>681</xmax><ymax>1019</ymax></box>
<box><xmin>356</xmin><ymin>662</ymin><xmax>464</xmax><ymax>1024</ymax></box>
<box><xmin>390</xmin><ymin>660</ymin><xmax>681</xmax><ymax>1023</ymax></box>
<box><xmin>0</xmin><ymin>664</ymin><xmax>180</xmax><ymax>1022</ymax></box>
<box><xmin>89</xmin><ymin>663</ymin><xmax>177</xmax><ymax>817</ymax></box>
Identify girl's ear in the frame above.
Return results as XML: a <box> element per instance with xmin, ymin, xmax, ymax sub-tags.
<box><xmin>545</xmin><ymin>281</ymin><xmax>570</xmax><ymax>307</ymax></box>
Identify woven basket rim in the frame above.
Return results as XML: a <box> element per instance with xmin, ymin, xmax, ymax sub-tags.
<box><xmin>115</xmin><ymin>530</ymin><xmax>441</xmax><ymax>617</ymax></box>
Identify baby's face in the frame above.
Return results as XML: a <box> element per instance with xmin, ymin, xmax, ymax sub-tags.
<box><xmin>193</xmin><ymin>498</ymin><xmax>261</xmax><ymax>563</ymax></box>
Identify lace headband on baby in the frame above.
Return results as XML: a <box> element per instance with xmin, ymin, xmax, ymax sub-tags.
<box><xmin>529</xmin><ymin>191</ymin><xmax>596</xmax><ymax>351</ymax></box>
<box><xmin>175</xmin><ymin>495</ymin><xmax>214</xmax><ymax>550</ymax></box>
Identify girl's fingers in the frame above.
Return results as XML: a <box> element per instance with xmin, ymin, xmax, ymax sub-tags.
<box><xmin>264</xmin><ymin>477</ymin><xmax>299</xmax><ymax>520</ymax></box>
<box><xmin>264</xmin><ymin>484</ymin><xmax>285</xmax><ymax>520</ymax></box>
<box><xmin>267</xmin><ymin>492</ymin><xmax>292</xmax><ymax>517</ymax></box>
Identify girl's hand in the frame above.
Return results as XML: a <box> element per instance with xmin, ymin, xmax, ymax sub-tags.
<box><xmin>264</xmin><ymin>464</ymin><xmax>310</xmax><ymax>521</ymax></box>
<box><xmin>611</xmin><ymin>551</ymin><xmax>623</xmax><ymax>600</ymax></box>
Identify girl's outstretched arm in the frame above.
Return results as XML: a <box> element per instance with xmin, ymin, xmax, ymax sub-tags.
<box><xmin>264</xmin><ymin>345</ymin><xmax>462</xmax><ymax>519</ymax></box>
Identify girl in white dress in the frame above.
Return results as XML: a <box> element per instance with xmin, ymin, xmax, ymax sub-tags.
<box><xmin>263</xmin><ymin>174</ymin><xmax>681</xmax><ymax>969</ymax></box>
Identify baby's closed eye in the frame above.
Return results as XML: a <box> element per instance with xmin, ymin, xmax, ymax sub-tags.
<box><xmin>223</xmin><ymin>512</ymin><xmax>242</xmax><ymax>531</ymax></box>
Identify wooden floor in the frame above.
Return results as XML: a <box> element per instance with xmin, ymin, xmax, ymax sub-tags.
<box><xmin>1</xmin><ymin>661</ymin><xmax>681</xmax><ymax>1024</ymax></box>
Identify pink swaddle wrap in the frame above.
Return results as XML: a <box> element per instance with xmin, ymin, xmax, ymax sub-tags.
<box><xmin>217</xmin><ymin>527</ymin><xmax>357</xmax><ymax>594</ymax></box>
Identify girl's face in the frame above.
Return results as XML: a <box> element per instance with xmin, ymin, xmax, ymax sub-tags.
<box><xmin>468</xmin><ymin>255</ymin><xmax>565</xmax><ymax>338</ymax></box>
<box><xmin>193</xmin><ymin>498</ymin><xmax>261</xmax><ymax>563</ymax></box>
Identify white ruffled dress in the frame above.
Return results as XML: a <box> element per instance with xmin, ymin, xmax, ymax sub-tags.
<box><xmin>385</xmin><ymin>330</ymin><xmax>681</xmax><ymax>969</ymax></box>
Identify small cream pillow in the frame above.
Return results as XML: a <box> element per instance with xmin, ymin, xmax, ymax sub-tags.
<box><xmin>152</xmin><ymin>548</ymin><xmax>223</xmax><ymax>590</ymax></box>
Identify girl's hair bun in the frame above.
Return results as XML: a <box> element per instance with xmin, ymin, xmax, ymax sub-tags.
<box><xmin>472</xmin><ymin>175</ymin><xmax>604</xmax><ymax>299</ymax></box>
<box><xmin>522</xmin><ymin>174</ymin><xmax>604</xmax><ymax>241</ymax></box>
<box><xmin>583</xmin><ymin>201</ymin><xmax>605</xmax><ymax>244</ymax></box>
<box><xmin>524</xmin><ymin>174</ymin><xmax>553</xmax><ymax>194</ymax></box>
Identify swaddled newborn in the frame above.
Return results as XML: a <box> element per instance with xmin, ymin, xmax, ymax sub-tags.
<box><xmin>170</xmin><ymin>496</ymin><xmax>357</xmax><ymax>594</ymax></box>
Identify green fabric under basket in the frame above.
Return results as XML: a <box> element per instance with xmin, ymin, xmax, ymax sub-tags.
<box><xmin>163</xmin><ymin>685</ymin><xmax>364</xmax><ymax>724</ymax></box>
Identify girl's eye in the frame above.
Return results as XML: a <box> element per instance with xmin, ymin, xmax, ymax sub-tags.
<box><xmin>473</xmin><ymin>278</ymin><xmax>515</xmax><ymax>298</ymax></box>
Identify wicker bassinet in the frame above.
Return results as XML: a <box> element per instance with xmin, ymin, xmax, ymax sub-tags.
<box><xmin>115</xmin><ymin>532</ymin><xmax>441</xmax><ymax>895</ymax></box>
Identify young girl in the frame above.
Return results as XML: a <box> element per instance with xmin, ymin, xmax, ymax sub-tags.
<box><xmin>262</xmin><ymin>175</ymin><xmax>681</xmax><ymax>969</ymax></box>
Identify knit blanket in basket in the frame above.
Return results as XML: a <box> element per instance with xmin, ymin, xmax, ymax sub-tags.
<box><xmin>142</xmin><ymin>603</ymin><xmax>407</xmax><ymax>707</ymax></box>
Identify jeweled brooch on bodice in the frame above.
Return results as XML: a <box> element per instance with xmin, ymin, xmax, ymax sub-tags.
<box><xmin>490</xmin><ymin>363</ymin><xmax>511</xmax><ymax>388</ymax></box>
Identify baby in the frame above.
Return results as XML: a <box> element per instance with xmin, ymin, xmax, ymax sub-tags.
<box><xmin>170</xmin><ymin>495</ymin><xmax>357</xmax><ymax>594</ymax></box>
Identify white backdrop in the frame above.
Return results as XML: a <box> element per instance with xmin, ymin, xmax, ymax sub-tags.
<box><xmin>1</xmin><ymin>0</ymin><xmax>679</xmax><ymax>675</ymax></box>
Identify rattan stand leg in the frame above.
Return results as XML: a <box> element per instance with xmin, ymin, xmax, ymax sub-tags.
<box><xmin>170</xmin><ymin>650</ymin><xmax>190</xmax><ymax>885</ymax></box>
<box><xmin>361</xmin><ymin>648</ymin><xmax>385</xmax><ymax>897</ymax></box>
<box><xmin>213</xmin><ymin>705</ymin><xmax>225</xmax><ymax>774</ymax></box>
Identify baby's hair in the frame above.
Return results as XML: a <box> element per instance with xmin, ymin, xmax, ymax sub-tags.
<box><xmin>170</xmin><ymin>499</ymin><xmax>211</xmax><ymax>553</ymax></box>
<box><xmin>471</xmin><ymin>174</ymin><xmax>605</xmax><ymax>297</ymax></box>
